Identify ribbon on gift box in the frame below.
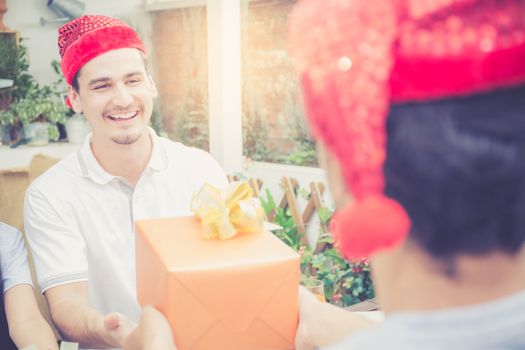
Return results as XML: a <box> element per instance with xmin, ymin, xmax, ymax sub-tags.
<box><xmin>191</xmin><ymin>182</ymin><xmax>265</xmax><ymax>240</ymax></box>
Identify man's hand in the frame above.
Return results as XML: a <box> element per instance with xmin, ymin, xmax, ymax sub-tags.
<box><xmin>112</xmin><ymin>306</ymin><xmax>176</xmax><ymax>350</ymax></box>
<box><xmin>295</xmin><ymin>286</ymin><xmax>325</xmax><ymax>350</ymax></box>
<box><xmin>295</xmin><ymin>286</ymin><xmax>378</xmax><ymax>350</ymax></box>
<box><xmin>103</xmin><ymin>312</ymin><xmax>137</xmax><ymax>347</ymax></box>
<box><xmin>45</xmin><ymin>282</ymin><xmax>120</xmax><ymax>348</ymax></box>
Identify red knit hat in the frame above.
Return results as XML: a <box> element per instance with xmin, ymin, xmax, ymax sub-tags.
<box><xmin>289</xmin><ymin>0</ymin><xmax>525</xmax><ymax>260</ymax></box>
<box><xmin>58</xmin><ymin>15</ymin><xmax>146</xmax><ymax>106</ymax></box>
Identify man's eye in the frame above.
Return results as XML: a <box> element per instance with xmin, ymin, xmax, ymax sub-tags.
<box><xmin>128</xmin><ymin>78</ymin><xmax>142</xmax><ymax>84</ymax></box>
<box><xmin>94</xmin><ymin>84</ymin><xmax>110</xmax><ymax>90</ymax></box>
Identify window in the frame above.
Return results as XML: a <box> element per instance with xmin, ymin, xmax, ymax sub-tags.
<box><xmin>149</xmin><ymin>0</ymin><xmax>317</xmax><ymax>169</ymax></box>
<box><xmin>152</xmin><ymin>6</ymin><xmax>209</xmax><ymax>150</ymax></box>
<box><xmin>241</xmin><ymin>0</ymin><xmax>316</xmax><ymax>166</ymax></box>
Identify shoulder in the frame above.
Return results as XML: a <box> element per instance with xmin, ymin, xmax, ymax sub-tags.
<box><xmin>323</xmin><ymin>321</ymin><xmax>413</xmax><ymax>350</ymax></box>
<box><xmin>158</xmin><ymin>137</ymin><xmax>228</xmax><ymax>189</ymax></box>
<box><xmin>24</xmin><ymin>154</ymin><xmax>83</xmax><ymax>222</ymax></box>
<box><xmin>159</xmin><ymin>137</ymin><xmax>217</xmax><ymax>163</ymax></box>
<box><xmin>0</xmin><ymin>222</ymin><xmax>31</xmax><ymax>292</ymax></box>
<box><xmin>0</xmin><ymin>222</ymin><xmax>22</xmax><ymax>252</ymax></box>
<box><xmin>27</xmin><ymin>152</ymin><xmax>82</xmax><ymax>197</ymax></box>
<box><xmin>160</xmin><ymin>137</ymin><xmax>226</xmax><ymax>174</ymax></box>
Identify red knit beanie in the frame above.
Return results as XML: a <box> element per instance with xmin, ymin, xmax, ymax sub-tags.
<box><xmin>58</xmin><ymin>15</ymin><xmax>146</xmax><ymax>106</ymax></box>
<box><xmin>289</xmin><ymin>0</ymin><xmax>525</xmax><ymax>260</ymax></box>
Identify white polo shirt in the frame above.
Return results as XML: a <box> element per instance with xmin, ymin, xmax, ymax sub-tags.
<box><xmin>24</xmin><ymin>129</ymin><xmax>228</xmax><ymax>323</ymax></box>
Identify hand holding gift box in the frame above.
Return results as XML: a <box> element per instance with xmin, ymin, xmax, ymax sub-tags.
<box><xmin>136</xmin><ymin>182</ymin><xmax>300</xmax><ymax>350</ymax></box>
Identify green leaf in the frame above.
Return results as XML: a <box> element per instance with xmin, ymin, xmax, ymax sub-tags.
<box><xmin>322</xmin><ymin>248</ymin><xmax>346</xmax><ymax>265</ymax></box>
<box><xmin>48</xmin><ymin>124</ymin><xmax>59</xmax><ymax>141</ymax></box>
<box><xmin>260</xmin><ymin>180</ymin><xmax>374</xmax><ymax>308</ymax></box>
<box><xmin>317</xmin><ymin>207</ymin><xmax>333</xmax><ymax>225</ymax></box>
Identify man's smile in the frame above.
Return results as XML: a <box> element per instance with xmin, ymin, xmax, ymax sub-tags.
<box><xmin>104</xmin><ymin>110</ymin><xmax>139</xmax><ymax>122</ymax></box>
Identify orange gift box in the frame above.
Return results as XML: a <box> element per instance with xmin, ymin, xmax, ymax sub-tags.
<box><xmin>135</xmin><ymin>216</ymin><xmax>300</xmax><ymax>350</ymax></box>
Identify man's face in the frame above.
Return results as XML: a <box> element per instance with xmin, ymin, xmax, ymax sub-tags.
<box><xmin>68</xmin><ymin>48</ymin><xmax>157</xmax><ymax>146</ymax></box>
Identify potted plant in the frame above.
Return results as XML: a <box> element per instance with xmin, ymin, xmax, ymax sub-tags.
<box><xmin>0</xmin><ymin>31</ymin><xmax>19</xmax><ymax>144</ymax></box>
<box><xmin>1</xmin><ymin>85</ymin><xmax>68</xmax><ymax>145</ymax></box>
<box><xmin>260</xmin><ymin>189</ymin><xmax>375</xmax><ymax>307</ymax></box>
<box><xmin>48</xmin><ymin>59</ymin><xmax>90</xmax><ymax>144</ymax></box>
<box><xmin>0</xmin><ymin>41</ymin><xmax>68</xmax><ymax>145</ymax></box>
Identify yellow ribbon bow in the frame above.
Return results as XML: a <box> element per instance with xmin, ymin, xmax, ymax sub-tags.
<box><xmin>191</xmin><ymin>182</ymin><xmax>265</xmax><ymax>240</ymax></box>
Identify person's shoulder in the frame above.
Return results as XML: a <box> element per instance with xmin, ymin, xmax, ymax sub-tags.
<box><xmin>27</xmin><ymin>152</ymin><xmax>82</xmax><ymax>194</ymax></box>
<box><xmin>159</xmin><ymin>137</ymin><xmax>209</xmax><ymax>156</ymax></box>
<box><xmin>0</xmin><ymin>222</ymin><xmax>32</xmax><ymax>291</ymax></box>
<box><xmin>0</xmin><ymin>222</ymin><xmax>23</xmax><ymax>252</ymax></box>
<box><xmin>323</xmin><ymin>322</ymin><xmax>411</xmax><ymax>350</ymax></box>
<box><xmin>0</xmin><ymin>222</ymin><xmax>20</xmax><ymax>240</ymax></box>
<box><xmin>158</xmin><ymin>137</ymin><xmax>218</xmax><ymax>164</ymax></box>
<box><xmin>0</xmin><ymin>221</ymin><xmax>18</xmax><ymax>233</ymax></box>
<box><xmin>157</xmin><ymin>136</ymin><xmax>227</xmax><ymax>187</ymax></box>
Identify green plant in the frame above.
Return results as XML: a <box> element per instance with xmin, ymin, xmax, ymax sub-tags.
<box><xmin>260</xmin><ymin>189</ymin><xmax>374</xmax><ymax>307</ymax></box>
<box><xmin>0</xmin><ymin>33</ymin><xmax>17</xmax><ymax>82</ymax></box>
<box><xmin>0</xmin><ymin>42</ymin><xmax>68</xmax><ymax>141</ymax></box>
<box><xmin>0</xmin><ymin>86</ymin><xmax>68</xmax><ymax>140</ymax></box>
<box><xmin>172</xmin><ymin>97</ymin><xmax>209</xmax><ymax>151</ymax></box>
<box><xmin>242</xmin><ymin>110</ymin><xmax>276</xmax><ymax>162</ymax></box>
<box><xmin>283</xmin><ymin>147</ymin><xmax>318</xmax><ymax>167</ymax></box>
<box><xmin>301</xmin><ymin>233</ymin><xmax>374</xmax><ymax>306</ymax></box>
<box><xmin>260</xmin><ymin>189</ymin><xmax>303</xmax><ymax>251</ymax></box>
<box><xmin>281</xmin><ymin>94</ymin><xmax>319</xmax><ymax>167</ymax></box>
<box><xmin>1</xmin><ymin>38</ymin><xmax>37</xmax><ymax>103</ymax></box>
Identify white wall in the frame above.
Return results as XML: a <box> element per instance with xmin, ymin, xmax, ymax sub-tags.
<box><xmin>4</xmin><ymin>0</ymin><xmax>151</xmax><ymax>86</ymax></box>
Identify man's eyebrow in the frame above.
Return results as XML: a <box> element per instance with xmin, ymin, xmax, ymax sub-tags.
<box><xmin>126</xmin><ymin>71</ymin><xmax>145</xmax><ymax>78</ymax></box>
<box><xmin>87</xmin><ymin>72</ymin><xmax>145</xmax><ymax>87</ymax></box>
<box><xmin>88</xmin><ymin>77</ymin><xmax>111</xmax><ymax>87</ymax></box>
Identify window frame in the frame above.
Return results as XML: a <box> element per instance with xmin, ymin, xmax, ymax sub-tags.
<box><xmin>147</xmin><ymin>0</ymin><xmax>243</xmax><ymax>174</ymax></box>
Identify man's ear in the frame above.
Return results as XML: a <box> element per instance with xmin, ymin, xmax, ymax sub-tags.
<box><xmin>68</xmin><ymin>85</ymin><xmax>82</xmax><ymax>113</ymax></box>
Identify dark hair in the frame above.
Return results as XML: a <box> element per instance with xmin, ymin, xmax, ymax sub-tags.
<box><xmin>0</xmin><ymin>268</ymin><xmax>17</xmax><ymax>349</ymax></box>
<box><xmin>71</xmin><ymin>50</ymin><xmax>151</xmax><ymax>93</ymax></box>
<box><xmin>384</xmin><ymin>84</ymin><xmax>525</xmax><ymax>260</ymax></box>
<box><xmin>71</xmin><ymin>70</ymin><xmax>80</xmax><ymax>93</ymax></box>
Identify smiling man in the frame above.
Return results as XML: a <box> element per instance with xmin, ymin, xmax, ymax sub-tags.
<box><xmin>24</xmin><ymin>16</ymin><xmax>227</xmax><ymax>349</ymax></box>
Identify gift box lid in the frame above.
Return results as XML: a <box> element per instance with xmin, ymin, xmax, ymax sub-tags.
<box><xmin>136</xmin><ymin>215</ymin><xmax>300</xmax><ymax>270</ymax></box>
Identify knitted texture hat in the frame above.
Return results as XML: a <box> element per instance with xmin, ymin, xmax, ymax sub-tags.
<box><xmin>289</xmin><ymin>0</ymin><xmax>525</xmax><ymax>259</ymax></box>
<box><xmin>58</xmin><ymin>15</ymin><xmax>146</xmax><ymax>86</ymax></box>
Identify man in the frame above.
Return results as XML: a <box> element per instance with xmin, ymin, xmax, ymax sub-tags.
<box><xmin>24</xmin><ymin>15</ymin><xmax>227</xmax><ymax>349</ymax></box>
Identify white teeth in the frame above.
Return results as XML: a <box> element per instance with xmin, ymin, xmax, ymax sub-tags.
<box><xmin>108</xmin><ymin>111</ymin><xmax>137</xmax><ymax>120</ymax></box>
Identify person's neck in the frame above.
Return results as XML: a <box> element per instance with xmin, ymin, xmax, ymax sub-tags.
<box><xmin>90</xmin><ymin>130</ymin><xmax>152</xmax><ymax>187</ymax></box>
<box><xmin>372</xmin><ymin>242</ymin><xmax>525</xmax><ymax>314</ymax></box>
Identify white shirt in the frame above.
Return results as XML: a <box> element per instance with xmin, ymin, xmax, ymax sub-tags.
<box><xmin>0</xmin><ymin>222</ymin><xmax>32</xmax><ymax>293</ymax></box>
<box><xmin>24</xmin><ymin>129</ymin><xmax>228</xmax><ymax>324</ymax></box>
<box><xmin>326</xmin><ymin>288</ymin><xmax>525</xmax><ymax>350</ymax></box>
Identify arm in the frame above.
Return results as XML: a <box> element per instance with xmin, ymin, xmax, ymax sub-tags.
<box><xmin>295</xmin><ymin>287</ymin><xmax>377</xmax><ymax>350</ymax></box>
<box><xmin>44</xmin><ymin>282</ymin><xmax>121</xmax><ymax>348</ymax></box>
<box><xmin>105</xmin><ymin>306</ymin><xmax>176</xmax><ymax>350</ymax></box>
<box><xmin>24</xmin><ymin>188</ymin><xmax>117</xmax><ymax>347</ymax></box>
<box><xmin>4</xmin><ymin>284</ymin><xmax>58</xmax><ymax>350</ymax></box>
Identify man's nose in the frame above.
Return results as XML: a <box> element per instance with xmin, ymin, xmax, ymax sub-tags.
<box><xmin>112</xmin><ymin>83</ymin><xmax>133</xmax><ymax>106</ymax></box>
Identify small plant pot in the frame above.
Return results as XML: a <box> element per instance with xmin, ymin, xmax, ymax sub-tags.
<box><xmin>24</xmin><ymin>121</ymin><xmax>50</xmax><ymax>146</ymax></box>
<box><xmin>65</xmin><ymin>115</ymin><xmax>90</xmax><ymax>144</ymax></box>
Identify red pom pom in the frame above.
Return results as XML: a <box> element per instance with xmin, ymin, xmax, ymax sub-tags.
<box><xmin>330</xmin><ymin>196</ymin><xmax>411</xmax><ymax>260</ymax></box>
